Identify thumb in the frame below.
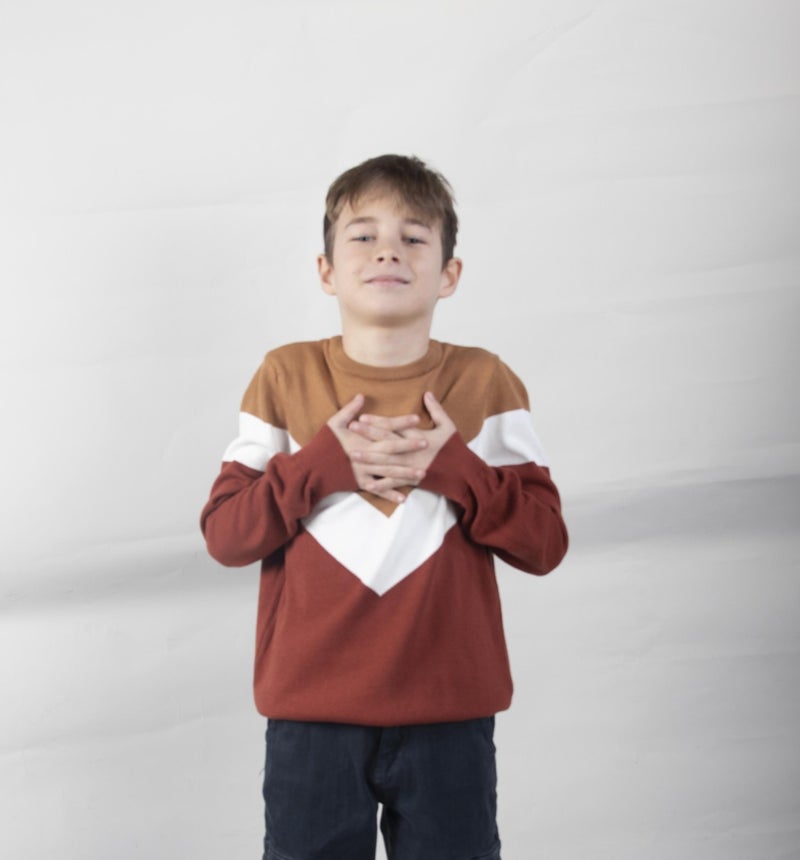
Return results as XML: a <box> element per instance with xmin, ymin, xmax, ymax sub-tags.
<box><xmin>423</xmin><ymin>391</ymin><xmax>447</xmax><ymax>426</ymax></box>
<box><xmin>330</xmin><ymin>394</ymin><xmax>364</xmax><ymax>429</ymax></box>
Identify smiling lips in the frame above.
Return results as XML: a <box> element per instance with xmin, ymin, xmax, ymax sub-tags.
<box><xmin>365</xmin><ymin>275</ymin><xmax>410</xmax><ymax>286</ymax></box>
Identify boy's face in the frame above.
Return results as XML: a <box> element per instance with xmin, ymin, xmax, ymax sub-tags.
<box><xmin>318</xmin><ymin>192</ymin><xmax>461</xmax><ymax>333</ymax></box>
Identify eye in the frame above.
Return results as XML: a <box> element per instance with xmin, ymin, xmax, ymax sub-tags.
<box><xmin>351</xmin><ymin>234</ymin><xmax>374</xmax><ymax>242</ymax></box>
<box><xmin>404</xmin><ymin>236</ymin><xmax>426</xmax><ymax>245</ymax></box>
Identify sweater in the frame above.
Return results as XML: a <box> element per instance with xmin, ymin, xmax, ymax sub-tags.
<box><xmin>200</xmin><ymin>336</ymin><xmax>568</xmax><ymax>726</ymax></box>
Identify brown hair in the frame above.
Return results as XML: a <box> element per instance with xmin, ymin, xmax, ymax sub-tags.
<box><xmin>323</xmin><ymin>154</ymin><xmax>458</xmax><ymax>266</ymax></box>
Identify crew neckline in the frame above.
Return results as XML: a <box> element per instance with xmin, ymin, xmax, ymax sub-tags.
<box><xmin>326</xmin><ymin>336</ymin><xmax>444</xmax><ymax>380</ymax></box>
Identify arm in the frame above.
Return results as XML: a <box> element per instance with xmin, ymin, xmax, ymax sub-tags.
<box><xmin>201</xmin><ymin>388</ymin><xmax>429</xmax><ymax>567</ymax></box>
<box><xmin>419</xmin><ymin>431</ymin><xmax>568</xmax><ymax>575</ymax></box>
<box><xmin>351</xmin><ymin>388</ymin><xmax>568</xmax><ymax>576</ymax></box>
<box><xmin>200</xmin><ymin>423</ymin><xmax>357</xmax><ymax>567</ymax></box>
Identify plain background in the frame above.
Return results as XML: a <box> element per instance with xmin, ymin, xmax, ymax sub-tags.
<box><xmin>1</xmin><ymin>1</ymin><xmax>798</xmax><ymax>857</ymax></box>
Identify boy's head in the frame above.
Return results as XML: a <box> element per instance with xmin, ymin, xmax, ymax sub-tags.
<box><xmin>323</xmin><ymin>154</ymin><xmax>458</xmax><ymax>268</ymax></box>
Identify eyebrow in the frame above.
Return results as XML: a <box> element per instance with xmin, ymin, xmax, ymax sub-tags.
<box><xmin>343</xmin><ymin>216</ymin><xmax>432</xmax><ymax>230</ymax></box>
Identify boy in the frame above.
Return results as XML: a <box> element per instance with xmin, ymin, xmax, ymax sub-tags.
<box><xmin>201</xmin><ymin>154</ymin><xmax>568</xmax><ymax>860</ymax></box>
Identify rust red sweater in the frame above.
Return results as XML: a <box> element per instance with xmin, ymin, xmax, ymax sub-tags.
<box><xmin>201</xmin><ymin>337</ymin><xmax>568</xmax><ymax>726</ymax></box>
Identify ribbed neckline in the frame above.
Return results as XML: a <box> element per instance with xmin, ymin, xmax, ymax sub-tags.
<box><xmin>326</xmin><ymin>336</ymin><xmax>444</xmax><ymax>381</ymax></box>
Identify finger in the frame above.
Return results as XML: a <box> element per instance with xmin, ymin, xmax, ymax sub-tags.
<box><xmin>352</xmin><ymin>469</ymin><xmax>420</xmax><ymax>504</ymax></box>
<box><xmin>423</xmin><ymin>391</ymin><xmax>451</xmax><ymax>428</ymax></box>
<box><xmin>362</xmin><ymin>477</ymin><xmax>419</xmax><ymax>504</ymax></box>
<box><xmin>358</xmin><ymin>413</ymin><xmax>421</xmax><ymax>433</ymax></box>
<box><xmin>422</xmin><ymin>391</ymin><xmax>442</xmax><ymax>422</ymax></box>
<box><xmin>330</xmin><ymin>394</ymin><xmax>364</xmax><ymax>428</ymax></box>
<box><xmin>353</xmin><ymin>459</ymin><xmax>425</xmax><ymax>481</ymax></box>
<box><xmin>347</xmin><ymin>420</ymin><xmax>397</xmax><ymax>443</ymax></box>
<box><xmin>366</xmin><ymin>486</ymin><xmax>408</xmax><ymax>505</ymax></box>
<box><xmin>350</xmin><ymin>438</ymin><xmax>427</xmax><ymax>460</ymax></box>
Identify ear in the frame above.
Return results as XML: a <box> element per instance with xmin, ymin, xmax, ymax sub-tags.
<box><xmin>318</xmin><ymin>254</ymin><xmax>336</xmax><ymax>296</ymax></box>
<box><xmin>438</xmin><ymin>257</ymin><xmax>462</xmax><ymax>299</ymax></box>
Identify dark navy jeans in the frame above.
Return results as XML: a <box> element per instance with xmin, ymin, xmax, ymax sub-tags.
<box><xmin>262</xmin><ymin>717</ymin><xmax>501</xmax><ymax>860</ymax></box>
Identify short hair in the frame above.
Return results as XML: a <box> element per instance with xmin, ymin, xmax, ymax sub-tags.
<box><xmin>323</xmin><ymin>154</ymin><xmax>458</xmax><ymax>265</ymax></box>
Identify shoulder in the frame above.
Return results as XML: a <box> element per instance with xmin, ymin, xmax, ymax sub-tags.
<box><xmin>439</xmin><ymin>342</ymin><xmax>528</xmax><ymax>400</ymax></box>
<box><xmin>240</xmin><ymin>339</ymin><xmax>333</xmax><ymax>422</ymax></box>
<box><xmin>438</xmin><ymin>342</ymin><xmax>497</xmax><ymax>379</ymax></box>
<box><xmin>438</xmin><ymin>342</ymin><xmax>511</xmax><ymax>372</ymax></box>
<box><xmin>252</xmin><ymin>338</ymin><xmax>334</xmax><ymax>385</ymax></box>
<box><xmin>439</xmin><ymin>342</ymin><xmax>496</xmax><ymax>364</ymax></box>
<box><xmin>263</xmin><ymin>339</ymin><xmax>329</xmax><ymax>369</ymax></box>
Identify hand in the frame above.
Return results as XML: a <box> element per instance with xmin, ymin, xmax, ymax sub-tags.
<box><xmin>348</xmin><ymin>392</ymin><xmax>456</xmax><ymax>490</ymax></box>
<box><xmin>327</xmin><ymin>395</ymin><xmax>429</xmax><ymax>504</ymax></box>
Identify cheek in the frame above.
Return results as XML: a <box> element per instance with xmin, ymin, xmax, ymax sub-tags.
<box><xmin>335</xmin><ymin>243</ymin><xmax>366</xmax><ymax>267</ymax></box>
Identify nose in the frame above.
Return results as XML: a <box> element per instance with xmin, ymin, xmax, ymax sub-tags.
<box><xmin>375</xmin><ymin>240</ymin><xmax>401</xmax><ymax>263</ymax></box>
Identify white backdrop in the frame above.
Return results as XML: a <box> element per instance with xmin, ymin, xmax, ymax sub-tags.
<box><xmin>2</xmin><ymin>1</ymin><xmax>798</xmax><ymax>857</ymax></box>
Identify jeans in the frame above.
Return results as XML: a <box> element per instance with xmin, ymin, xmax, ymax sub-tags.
<box><xmin>262</xmin><ymin>717</ymin><xmax>502</xmax><ymax>860</ymax></box>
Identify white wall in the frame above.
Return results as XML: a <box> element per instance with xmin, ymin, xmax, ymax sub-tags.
<box><xmin>1</xmin><ymin>1</ymin><xmax>798</xmax><ymax>857</ymax></box>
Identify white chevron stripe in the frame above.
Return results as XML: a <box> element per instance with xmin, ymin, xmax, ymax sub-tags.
<box><xmin>302</xmin><ymin>490</ymin><xmax>458</xmax><ymax>596</ymax></box>
<box><xmin>468</xmin><ymin>409</ymin><xmax>549</xmax><ymax>467</ymax></box>
<box><xmin>224</xmin><ymin>408</ymin><xmax>546</xmax><ymax>595</ymax></box>
<box><xmin>222</xmin><ymin>412</ymin><xmax>297</xmax><ymax>470</ymax></box>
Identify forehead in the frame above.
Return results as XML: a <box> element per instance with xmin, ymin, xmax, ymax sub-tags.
<box><xmin>336</xmin><ymin>191</ymin><xmax>439</xmax><ymax>232</ymax></box>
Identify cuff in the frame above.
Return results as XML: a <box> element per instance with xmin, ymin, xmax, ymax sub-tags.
<box><xmin>418</xmin><ymin>432</ymin><xmax>488</xmax><ymax>506</ymax></box>
<box><xmin>284</xmin><ymin>424</ymin><xmax>360</xmax><ymax>498</ymax></box>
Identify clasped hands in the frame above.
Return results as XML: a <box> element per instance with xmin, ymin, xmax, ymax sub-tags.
<box><xmin>327</xmin><ymin>392</ymin><xmax>455</xmax><ymax>504</ymax></box>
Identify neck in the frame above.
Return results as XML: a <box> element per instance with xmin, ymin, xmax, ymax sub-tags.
<box><xmin>340</xmin><ymin>323</ymin><xmax>432</xmax><ymax>367</ymax></box>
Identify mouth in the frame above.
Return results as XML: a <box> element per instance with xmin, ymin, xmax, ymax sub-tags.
<box><xmin>365</xmin><ymin>276</ymin><xmax>410</xmax><ymax>286</ymax></box>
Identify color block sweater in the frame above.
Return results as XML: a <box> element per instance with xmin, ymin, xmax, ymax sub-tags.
<box><xmin>201</xmin><ymin>337</ymin><xmax>568</xmax><ymax>726</ymax></box>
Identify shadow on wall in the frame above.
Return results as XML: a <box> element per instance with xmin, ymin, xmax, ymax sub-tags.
<box><xmin>567</xmin><ymin>473</ymin><xmax>800</xmax><ymax>550</ymax></box>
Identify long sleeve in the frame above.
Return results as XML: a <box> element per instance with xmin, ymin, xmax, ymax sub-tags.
<box><xmin>200</xmin><ymin>352</ymin><xmax>358</xmax><ymax>567</ymax></box>
<box><xmin>419</xmin><ymin>433</ymin><xmax>568</xmax><ymax>574</ymax></box>
<box><xmin>419</xmin><ymin>355</ymin><xmax>568</xmax><ymax>575</ymax></box>
<box><xmin>200</xmin><ymin>424</ymin><xmax>357</xmax><ymax>567</ymax></box>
